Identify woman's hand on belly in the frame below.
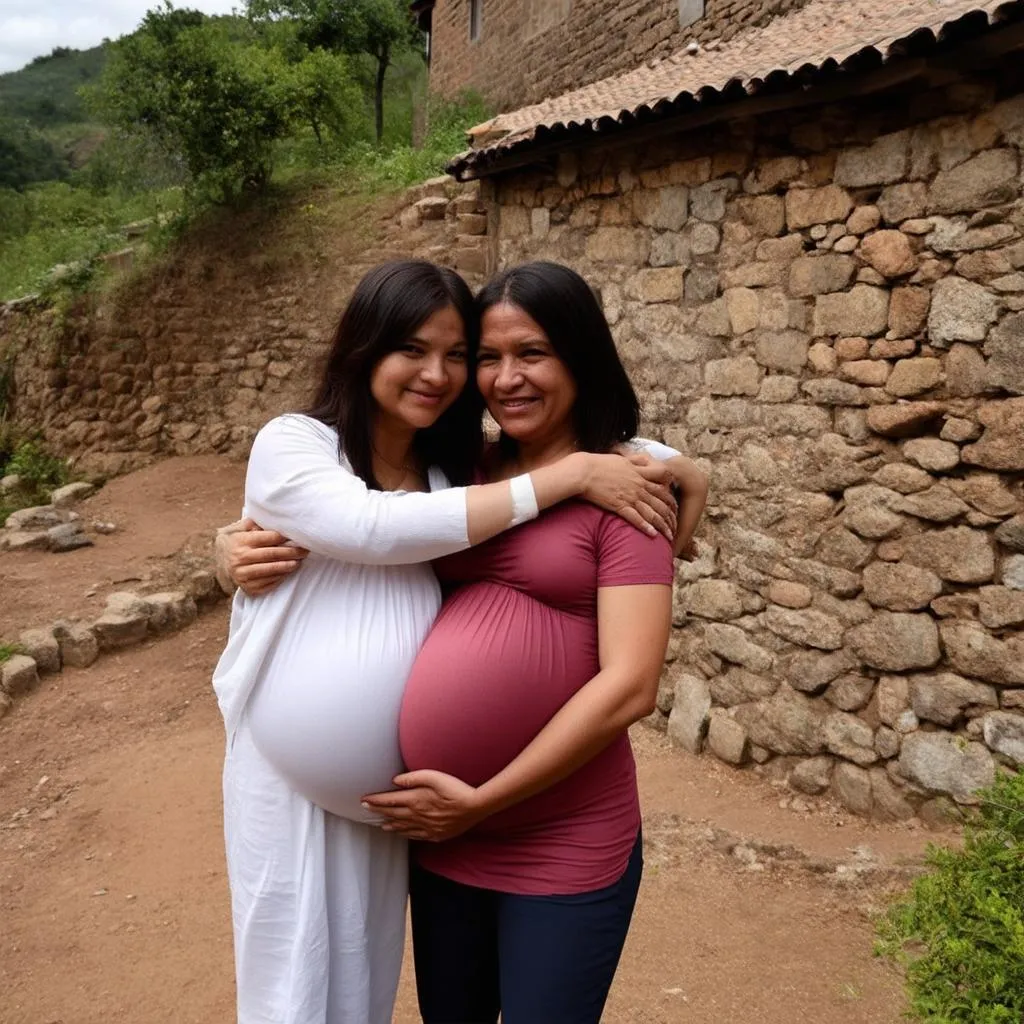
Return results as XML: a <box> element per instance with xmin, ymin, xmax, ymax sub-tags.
<box><xmin>362</xmin><ymin>770</ymin><xmax>487</xmax><ymax>842</ymax></box>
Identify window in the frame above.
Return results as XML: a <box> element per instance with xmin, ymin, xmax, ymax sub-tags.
<box><xmin>470</xmin><ymin>0</ymin><xmax>482</xmax><ymax>42</ymax></box>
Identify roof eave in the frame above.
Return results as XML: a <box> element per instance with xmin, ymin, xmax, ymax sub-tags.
<box><xmin>448</xmin><ymin>1</ymin><xmax>1024</xmax><ymax>181</ymax></box>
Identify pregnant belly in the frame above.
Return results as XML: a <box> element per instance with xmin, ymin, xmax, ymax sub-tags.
<box><xmin>399</xmin><ymin>584</ymin><xmax>597</xmax><ymax>786</ymax></box>
<box><xmin>247</xmin><ymin>653</ymin><xmax>410</xmax><ymax>824</ymax></box>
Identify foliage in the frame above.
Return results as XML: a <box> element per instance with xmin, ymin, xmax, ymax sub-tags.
<box><xmin>246</xmin><ymin>0</ymin><xmax>423</xmax><ymax>141</ymax></box>
<box><xmin>87</xmin><ymin>4</ymin><xmax>362</xmax><ymax>204</ymax></box>
<box><xmin>290</xmin><ymin>46</ymin><xmax>366</xmax><ymax>145</ymax></box>
<box><xmin>0</xmin><ymin>6</ymin><xmax>482</xmax><ymax>303</ymax></box>
<box><xmin>340</xmin><ymin>91</ymin><xmax>489</xmax><ymax>190</ymax></box>
<box><xmin>76</xmin><ymin>129</ymin><xmax>188</xmax><ymax>196</ymax></box>
<box><xmin>0</xmin><ymin>438</ymin><xmax>73</xmax><ymax>524</ymax></box>
<box><xmin>876</xmin><ymin>770</ymin><xmax>1024</xmax><ymax>1023</ymax></box>
<box><xmin>0</xmin><ymin>117</ymin><xmax>68</xmax><ymax>189</ymax></box>
<box><xmin>0</xmin><ymin>643</ymin><xmax>23</xmax><ymax>665</ymax></box>
<box><xmin>0</xmin><ymin>181</ymin><xmax>182</xmax><ymax>302</ymax></box>
<box><xmin>0</xmin><ymin>44</ymin><xmax>108</xmax><ymax>128</ymax></box>
<box><xmin>3</xmin><ymin>439</ymin><xmax>71</xmax><ymax>489</ymax></box>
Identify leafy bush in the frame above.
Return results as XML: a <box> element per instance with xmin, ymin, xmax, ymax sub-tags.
<box><xmin>0</xmin><ymin>117</ymin><xmax>69</xmax><ymax>189</ymax></box>
<box><xmin>341</xmin><ymin>91</ymin><xmax>490</xmax><ymax>191</ymax></box>
<box><xmin>2</xmin><ymin>439</ymin><xmax>71</xmax><ymax>490</ymax></box>
<box><xmin>88</xmin><ymin>7</ymin><xmax>364</xmax><ymax>204</ymax></box>
<box><xmin>0</xmin><ymin>438</ymin><xmax>73</xmax><ymax>524</ymax></box>
<box><xmin>877</xmin><ymin>770</ymin><xmax>1024</xmax><ymax>1023</ymax></box>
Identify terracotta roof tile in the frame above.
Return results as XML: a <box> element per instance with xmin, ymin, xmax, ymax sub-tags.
<box><xmin>452</xmin><ymin>0</ymin><xmax>1023</xmax><ymax>177</ymax></box>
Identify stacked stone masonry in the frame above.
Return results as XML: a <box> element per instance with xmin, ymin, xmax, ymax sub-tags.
<box><xmin>0</xmin><ymin>178</ymin><xmax>488</xmax><ymax>478</ymax></box>
<box><xmin>485</xmin><ymin>66</ymin><xmax>1024</xmax><ymax>821</ymax></box>
<box><xmin>426</xmin><ymin>0</ymin><xmax>814</xmax><ymax>113</ymax></box>
<box><xmin>5</xmin><ymin>64</ymin><xmax>1024</xmax><ymax>820</ymax></box>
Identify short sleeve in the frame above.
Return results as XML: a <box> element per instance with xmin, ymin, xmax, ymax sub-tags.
<box><xmin>596</xmin><ymin>515</ymin><xmax>674</xmax><ymax>588</ymax></box>
<box><xmin>627</xmin><ymin>437</ymin><xmax>681</xmax><ymax>461</ymax></box>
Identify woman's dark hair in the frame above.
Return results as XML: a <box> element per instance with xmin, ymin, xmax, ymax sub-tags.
<box><xmin>308</xmin><ymin>260</ymin><xmax>483</xmax><ymax>488</ymax></box>
<box><xmin>476</xmin><ymin>261</ymin><xmax>640</xmax><ymax>454</ymax></box>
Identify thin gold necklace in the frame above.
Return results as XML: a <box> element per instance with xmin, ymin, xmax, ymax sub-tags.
<box><xmin>373</xmin><ymin>447</ymin><xmax>419</xmax><ymax>490</ymax></box>
<box><xmin>373</xmin><ymin>447</ymin><xmax>416</xmax><ymax>473</ymax></box>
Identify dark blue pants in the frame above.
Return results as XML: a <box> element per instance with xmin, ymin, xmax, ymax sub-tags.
<box><xmin>409</xmin><ymin>832</ymin><xmax>643</xmax><ymax>1024</ymax></box>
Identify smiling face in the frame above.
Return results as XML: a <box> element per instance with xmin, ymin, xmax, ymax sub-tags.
<box><xmin>370</xmin><ymin>304</ymin><xmax>469</xmax><ymax>435</ymax></box>
<box><xmin>477</xmin><ymin>302</ymin><xmax>578</xmax><ymax>450</ymax></box>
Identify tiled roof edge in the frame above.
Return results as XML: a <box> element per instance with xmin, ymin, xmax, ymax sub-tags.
<box><xmin>448</xmin><ymin>0</ymin><xmax>1024</xmax><ymax>180</ymax></box>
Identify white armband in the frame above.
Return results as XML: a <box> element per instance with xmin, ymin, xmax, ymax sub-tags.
<box><xmin>509</xmin><ymin>473</ymin><xmax>539</xmax><ymax>526</ymax></box>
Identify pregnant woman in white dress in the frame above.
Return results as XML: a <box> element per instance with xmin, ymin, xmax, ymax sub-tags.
<box><xmin>212</xmin><ymin>260</ymin><xmax>680</xmax><ymax>1024</ymax></box>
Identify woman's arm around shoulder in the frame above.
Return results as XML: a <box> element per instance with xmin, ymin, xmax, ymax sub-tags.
<box><xmin>627</xmin><ymin>438</ymin><xmax>708</xmax><ymax>559</ymax></box>
<box><xmin>235</xmin><ymin>415</ymin><xmax>679</xmax><ymax>572</ymax></box>
<box><xmin>243</xmin><ymin>415</ymin><xmax>470</xmax><ymax>566</ymax></box>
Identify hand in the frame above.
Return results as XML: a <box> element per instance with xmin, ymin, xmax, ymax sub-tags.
<box><xmin>361</xmin><ymin>770</ymin><xmax>487</xmax><ymax>842</ymax></box>
<box><xmin>581</xmin><ymin>452</ymin><xmax>677</xmax><ymax>540</ymax></box>
<box><xmin>214</xmin><ymin>517</ymin><xmax>308</xmax><ymax>597</ymax></box>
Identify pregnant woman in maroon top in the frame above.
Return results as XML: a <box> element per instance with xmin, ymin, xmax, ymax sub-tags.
<box><xmin>364</xmin><ymin>263</ymin><xmax>681</xmax><ymax>1023</ymax></box>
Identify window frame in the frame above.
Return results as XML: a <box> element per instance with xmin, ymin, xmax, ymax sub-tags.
<box><xmin>470</xmin><ymin>0</ymin><xmax>483</xmax><ymax>43</ymax></box>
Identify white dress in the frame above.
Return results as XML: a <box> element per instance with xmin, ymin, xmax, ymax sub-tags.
<box><xmin>213</xmin><ymin>414</ymin><xmax>471</xmax><ymax>1024</ymax></box>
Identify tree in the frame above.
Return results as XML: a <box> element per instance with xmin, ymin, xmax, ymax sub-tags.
<box><xmin>0</xmin><ymin>118</ymin><xmax>67</xmax><ymax>190</ymax></box>
<box><xmin>87</xmin><ymin>4</ymin><xmax>359</xmax><ymax>203</ymax></box>
<box><xmin>246</xmin><ymin>0</ymin><xmax>422</xmax><ymax>144</ymax></box>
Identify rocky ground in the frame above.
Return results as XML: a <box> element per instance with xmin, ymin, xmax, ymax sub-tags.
<box><xmin>0</xmin><ymin>455</ymin><xmax>943</xmax><ymax>1023</ymax></box>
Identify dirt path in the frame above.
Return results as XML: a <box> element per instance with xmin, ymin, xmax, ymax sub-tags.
<box><xmin>0</xmin><ymin>610</ymin><xmax>936</xmax><ymax>1024</ymax></box>
<box><xmin>0</xmin><ymin>455</ymin><xmax>939</xmax><ymax>1023</ymax></box>
<box><xmin>0</xmin><ymin>455</ymin><xmax>245</xmax><ymax>636</ymax></box>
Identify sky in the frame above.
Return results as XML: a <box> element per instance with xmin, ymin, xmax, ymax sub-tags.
<box><xmin>0</xmin><ymin>0</ymin><xmax>241</xmax><ymax>73</ymax></box>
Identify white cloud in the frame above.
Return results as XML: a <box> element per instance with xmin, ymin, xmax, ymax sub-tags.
<box><xmin>0</xmin><ymin>1</ymin><xmax>241</xmax><ymax>74</ymax></box>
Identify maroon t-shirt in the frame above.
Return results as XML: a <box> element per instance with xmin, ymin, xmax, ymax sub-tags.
<box><xmin>398</xmin><ymin>500</ymin><xmax>673</xmax><ymax>895</ymax></box>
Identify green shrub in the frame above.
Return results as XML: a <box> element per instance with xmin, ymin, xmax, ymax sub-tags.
<box><xmin>340</xmin><ymin>91</ymin><xmax>490</xmax><ymax>191</ymax></box>
<box><xmin>0</xmin><ymin>439</ymin><xmax>73</xmax><ymax>523</ymax></box>
<box><xmin>88</xmin><ymin>7</ymin><xmax>365</xmax><ymax>205</ymax></box>
<box><xmin>0</xmin><ymin>117</ymin><xmax>69</xmax><ymax>189</ymax></box>
<box><xmin>4</xmin><ymin>440</ymin><xmax>71</xmax><ymax>488</ymax></box>
<box><xmin>876</xmin><ymin>770</ymin><xmax>1024</xmax><ymax>1023</ymax></box>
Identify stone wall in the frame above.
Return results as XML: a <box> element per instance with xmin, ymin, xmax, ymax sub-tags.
<box><xmin>484</xmin><ymin>68</ymin><xmax>1024</xmax><ymax>820</ymax></box>
<box><xmin>427</xmin><ymin>0</ymin><xmax>813</xmax><ymax>113</ymax></box>
<box><xmin>0</xmin><ymin>179</ymin><xmax>488</xmax><ymax>477</ymax></box>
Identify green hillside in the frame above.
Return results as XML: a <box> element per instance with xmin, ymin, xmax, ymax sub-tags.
<box><xmin>0</xmin><ymin>44</ymin><xmax>109</xmax><ymax>128</ymax></box>
<box><xmin>0</xmin><ymin>7</ymin><xmax>486</xmax><ymax>303</ymax></box>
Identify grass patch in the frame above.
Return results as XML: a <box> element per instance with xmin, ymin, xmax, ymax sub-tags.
<box><xmin>0</xmin><ymin>643</ymin><xmax>23</xmax><ymax>664</ymax></box>
<box><xmin>0</xmin><ymin>437</ymin><xmax>74</xmax><ymax>523</ymax></box>
<box><xmin>338</xmin><ymin>92</ymin><xmax>490</xmax><ymax>192</ymax></box>
<box><xmin>0</xmin><ymin>181</ymin><xmax>184</xmax><ymax>302</ymax></box>
<box><xmin>876</xmin><ymin>770</ymin><xmax>1024</xmax><ymax>1023</ymax></box>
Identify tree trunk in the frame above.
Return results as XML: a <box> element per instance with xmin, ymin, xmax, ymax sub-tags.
<box><xmin>374</xmin><ymin>43</ymin><xmax>390</xmax><ymax>144</ymax></box>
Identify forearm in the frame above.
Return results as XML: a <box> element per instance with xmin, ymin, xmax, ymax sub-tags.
<box><xmin>675</xmin><ymin>482</ymin><xmax>708</xmax><ymax>547</ymax></box>
<box><xmin>666</xmin><ymin>456</ymin><xmax>708</xmax><ymax>551</ymax></box>
<box><xmin>473</xmin><ymin>669</ymin><xmax>656</xmax><ymax>819</ymax></box>
<box><xmin>247</xmin><ymin>485</ymin><xmax>471</xmax><ymax>565</ymax></box>
<box><xmin>465</xmin><ymin>453</ymin><xmax>590</xmax><ymax>546</ymax></box>
<box><xmin>214</xmin><ymin>527</ymin><xmax>239</xmax><ymax>595</ymax></box>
